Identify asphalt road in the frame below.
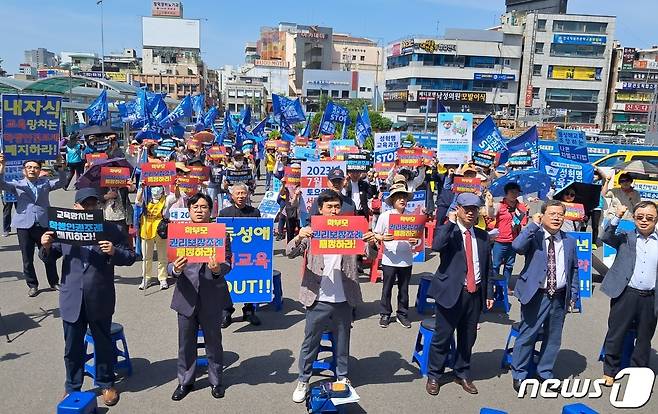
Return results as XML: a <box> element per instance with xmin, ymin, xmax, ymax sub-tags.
<box><xmin>0</xmin><ymin>182</ymin><xmax>656</xmax><ymax>414</ymax></box>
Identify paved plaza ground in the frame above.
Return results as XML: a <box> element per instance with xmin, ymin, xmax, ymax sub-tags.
<box><xmin>0</xmin><ymin>184</ymin><xmax>656</xmax><ymax>414</ymax></box>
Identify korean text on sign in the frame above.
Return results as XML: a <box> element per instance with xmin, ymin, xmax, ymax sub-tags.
<box><xmin>217</xmin><ymin>217</ymin><xmax>274</xmax><ymax>303</ymax></box>
<box><xmin>388</xmin><ymin>214</ymin><xmax>427</xmax><ymax>240</ymax></box>
<box><xmin>100</xmin><ymin>167</ymin><xmax>131</xmax><ymax>188</ymax></box>
<box><xmin>141</xmin><ymin>162</ymin><xmax>177</xmax><ymax>186</ymax></box>
<box><xmin>310</xmin><ymin>216</ymin><xmax>368</xmax><ymax>255</ymax></box>
<box><xmin>1</xmin><ymin>94</ymin><xmax>61</xmax><ymax>161</ymax></box>
<box><xmin>48</xmin><ymin>207</ymin><xmax>105</xmax><ymax>246</ymax></box>
<box><xmin>167</xmin><ymin>223</ymin><xmax>226</xmax><ymax>263</ymax></box>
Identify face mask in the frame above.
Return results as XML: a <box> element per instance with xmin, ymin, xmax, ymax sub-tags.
<box><xmin>151</xmin><ymin>187</ymin><xmax>163</xmax><ymax>200</ymax></box>
<box><xmin>234</xmin><ymin>161</ymin><xmax>244</xmax><ymax>168</ymax></box>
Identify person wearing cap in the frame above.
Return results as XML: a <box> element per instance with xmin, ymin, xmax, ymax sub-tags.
<box><xmin>486</xmin><ymin>182</ymin><xmax>528</xmax><ymax>289</ymax></box>
<box><xmin>287</xmin><ymin>190</ymin><xmax>378</xmax><ymax>403</ymax></box>
<box><xmin>224</xmin><ymin>150</ymin><xmax>256</xmax><ymax>195</ymax></box>
<box><xmin>510</xmin><ymin>200</ymin><xmax>579</xmax><ymax>392</ymax></box>
<box><xmin>0</xmin><ymin>153</ymin><xmax>67</xmax><ymax>297</ymax></box>
<box><xmin>39</xmin><ymin>188</ymin><xmax>136</xmax><ymax>406</ymax></box>
<box><xmin>388</xmin><ymin>166</ymin><xmax>426</xmax><ymax>192</ymax></box>
<box><xmin>426</xmin><ymin>192</ymin><xmax>494</xmax><ymax>397</ymax></box>
<box><xmin>604</xmin><ymin>172</ymin><xmax>641</xmax><ymax>222</ymax></box>
<box><xmin>307</xmin><ymin>168</ymin><xmax>355</xmax><ymax>222</ymax></box>
<box><xmin>373</xmin><ymin>183</ymin><xmax>419</xmax><ymax>329</ymax></box>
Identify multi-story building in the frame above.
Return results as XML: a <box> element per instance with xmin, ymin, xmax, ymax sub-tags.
<box><xmin>223</xmin><ymin>75</ymin><xmax>267</xmax><ymax>119</ymax></box>
<box><xmin>24</xmin><ymin>48</ymin><xmax>57</xmax><ymax>68</ymax></box>
<box><xmin>302</xmin><ymin>69</ymin><xmax>376</xmax><ymax>112</ymax></box>
<box><xmin>505</xmin><ymin>0</ymin><xmax>567</xmax><ymax>14</ymax></box>
<box><xmin>332</xmin><ymin>34</ymin><xmax>381</xmax><ymax>73</ymax></box>
<box><xmin>605</xmin><ymin>46</ymin><xmax>658</xmax><ymax>134</ymax></box>
<box><xmin>244</xmin><ymin>42</ymin><xmax>259</xmax><ymax>65</ymax></box>
<box><xmin>383</xmin><ymin>28</ymin><xmax>522</xmax><ymax>129</ymax></box>
<box><xmin>516</xmin><ymin>12</ymin><xmax>616</xmax><ymax>129</ymax></box>
<box><xmin>60</xmin><ymin>52</ymin><xmax>99</xmax><ymax>71</ymax></box>
<box><xmin>134</xmin><ymin>7</ymin><xmax>205</xmax><ymax>99</ymax></box>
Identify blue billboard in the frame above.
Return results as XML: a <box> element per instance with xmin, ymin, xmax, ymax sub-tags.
<box><xmin>553</xmin><ymin>34</ymin><xmax>606</xmax><ymax>45</ymax></box>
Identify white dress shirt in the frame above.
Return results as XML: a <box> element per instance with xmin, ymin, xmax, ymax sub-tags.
<box><xmin>318</xmin><ymin>254</ymin><xmax>347</xmax><ymax>303</ymax></box>
<box><xmin>542</xmin><ymin>229</ymin><xmax>567</xmax><ymax>290</ymax></box>
<box><xmin>456</xmin><ymin>220</ymin><xmax>481</xmax><ymax>285</ymax></box>
<box><xmin>629</xmin><ymin>231</ymin><xmax>658</xmax><ymax>291</ymax></box>
<box><xmin>350</xmin><ymin>181</ymin><xmax>362</xmax><ymax>211</ymax></box>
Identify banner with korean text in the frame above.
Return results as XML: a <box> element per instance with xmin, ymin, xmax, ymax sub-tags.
<box><xmin>388</xmin><ymin>214</ymin><xmax>426</xmax><ymax>240</ymax></box>
<box><xmin>100</xmin><ymin>167</ymin><xmax>131</xmax><ymax>188</ymax></box>
<box><xmin>141</xmin><ymin>162</ymin><xmax>177</xmax><ymax>186</ymax></box>
<box><xmin>567</xmin><ymin>231</ymin><xmax>592</xmax><ymax>299</ymax></box>
<box><xmin>167</xmin><ymin>222</ymin><xmax>226</xmax><ymax>262</ymax></box>
<box><xmin>217</xmin><ymin>217</ymin><xmax>274</xmax><ymax>303</ymax></box>
<box><xmin>437</xmin><ymin>112</ymin><xmax>473</xmax><ymax>164</ymax></box>
<box><xmin>310</xmin><ymin>216</ymin><xmax>368</xmax><ymax>255</ymax></box>
<box><xmin>48</xmin><ymin>207</ymin><xmax>105</xmax><ymax>246</ymax></box>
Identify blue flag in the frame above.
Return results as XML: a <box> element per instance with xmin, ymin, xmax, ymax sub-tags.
<box><xmin>251</xmin><ymin>118</ymin><xmax>267</xmax><ymax>137</ymax></box>
<box><xmin>192</xmin><ymin>94</ymin><xmax>205</xmax><ymax>117</ymax></box>
<box><xmin>539</xmin><ymin>150</ymin><xmax>594</xmax><ymax>193</ymax></box>
<box><xmin>300</xmin><ymin>115</ymin><xmax>311</xmax><ymax>138</ymax></box>
<box><xmin>159</xmin><ymin>95</ymin><xmax>192</xmax><ymax>128</ymax></box>
<box><xmin>117</xmin><ymin>100</ymin><xmax>137</xmax><ymax>123</ymax></box>
<box><xmin>84</xmin><ymin>90</ymin><xmax>108</xmax><ymax>126</ymax></box>
<box><xmin>501</xmin><ymin>126</ymin><xmax>539</xmax><ymax>165</ymax></box>
<box><xmin>355</xmin><ymin>106</ymin><xmax>372</xmax><ymax>146</ymax></box>
<box><xmin>240</xmin><ymin>106</ymin><xmax>252</xmax><ymax>126</ymax></box>
<box><xmin>203</xmin><ymin>106</ymin><xmax>218</xmax><ymax>129</ymax></box>
<box><xmin>134</xmin><ymin>88</ymin><xmax>149</xmax><ymax>124</ymax></box>
<box><xmin>272</xmin><ymin>94</ymin><xmax>306</xmax><ymax>124</ymax></box>
<box><xmin>472</xmin><ymin>115</ymin><xmax>507</xmax><ymax>153</ymax></box>
<box><xmin>147</xmin><ymin>92</ymin><xmax>169</xmax><ymax>124</ymax></box>
<box><xmin>320</xmin><ymin>102</ymin><xmax>350</xmax><ymax>135</ymax></box>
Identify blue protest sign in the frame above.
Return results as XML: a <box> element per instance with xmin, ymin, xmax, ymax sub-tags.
<box><xmin>2</xmin><ymin>161</ymin><xmax>24</xmax><ymax>202</ymax></box>
<box><xmin>411</xmin><ymin>132</ymin><xmax>438</xmax><ymax>150</ymax></box>
<box><xmin>538</xmin><ymin>151</ymin><xmax>594</xmax><ymax>192</ymax></box>
<box><xmin>557</xmin><ymin>129</ymin><xmax>589</xmax><ymax>163</ymax></box>
<box><xmin>216</xmin><ymin>217</ymin><xmax>274</xmax><ymax>303</ymax></box>
<box><xmin>567</xmin><ymin>231</ymin><xmax>592</xmax><ymax>299</ymax></box>
<box><xmin>293</xmin><ymin>146</ymin><xmax>319</xmax><ymax>161</ymax></box>
<box><xmin>472</xmin><ymin>115</ymin><xmax>507</xmax><ymax>153</ymax></box>
<box><xmin>1</xmin><ymin>94</ymin><xmax>62</xmax><ymax>161</ymax></box>
<box><xmin>329</xmin><ymin>139</ymin><xmax>355</xmax><ymax>157</ymax></box>
<box><xmin>257</xmin><ymin>191</ymin><xmax>281</xmax><ymax>219</ymax></box>
<box><xmin>602</xmin><ymin>219</ymin><xmax>636</xmax><ymax>268</ymax></box>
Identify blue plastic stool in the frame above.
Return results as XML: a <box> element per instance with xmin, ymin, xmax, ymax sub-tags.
<box><xmin>562</xmin><ymin>402</ymin><xmax>599</xmax><ymax>414</ymax></box>
<box><xmin>306</xmin><ymin>384</ymin><xmax>347</xmax><ymax>413</ymax></box>
<box><xmin>480</xmin><ymin>409</ymin><xmax>508</xmax><ymax>414</ymax></box>
<box><xmin>57</xmin><ymin>391</ymin><xmax>97</xmax><ymax>414</ymax></box>
<box><xmin>255</xmin><ymin>270</ymin><xmax>283</xmax><ymax>312</ymax></box>
<box><xmin>197</xmin><ymin>329</ymin><xmax>208</xmax><ymax>367</ymax></box>
<box><xmin>415</xmin><ymin>273</ymin><xmax>434</xmax><ymax>314</ymax></box>
<box><xmin>412</xmin><ymin>318</ymin><xmax>455</xmax><ymax>376</ymax></box>
<box><xmin>312</xmin><ymin>331</ymin><xmax>337</xmax><ymax>377</ymax></box>
<box><xmin>84</xmin><ymin>322</ymin><xmax>132</xmax><ymax>384</ymax></box>
<box><xmin>489</xmin><ymin>279</ymin><xmax>511</xmax><ymax>313</ymax></box>
<box><xmin>598</xmin><ymin>328</ymin><xmax>637</xmax><ymax>369</ymax></box>
<box><xmin>501</xmin><ymin>321</ymin><xmax>543</xmax><ymax>371</ymax></box>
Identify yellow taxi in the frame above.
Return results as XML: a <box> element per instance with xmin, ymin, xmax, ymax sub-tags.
<box><xmin>593</xmin><ymin>150</ymin><xmax>658</xmax><ymax>200</ymax></box>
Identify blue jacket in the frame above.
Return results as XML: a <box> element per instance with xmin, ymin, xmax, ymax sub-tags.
<box><xmin>600</xmin><ymin>222</ymin><xmax>658</xmax><ymax>316</ymax></box>
<box><xmin>39</xmin><ymin>222</ymin><xmax>136</xmax><ymax>323</ymax></box>
<box><xmin>430</xmin><ymin>221</ymin><xmax>494</xmax><ymax>309</ymax></box>
<box><xmin>512</xmin><ymin>222</ymin><xmax>579</xmax><ymax>308</ymax></box>
<box><xmin>0</xmin><ymin>171</ymin><xmax>66</xmax><ymax>229</ymax></box>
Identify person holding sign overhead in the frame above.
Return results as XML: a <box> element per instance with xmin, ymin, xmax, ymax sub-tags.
<box><xmin>287</xmin><ymin>190</ymin><xmax>378</xmax><ymax>403</ymax></box>
<box><xmin>39</xmin><ymin>188</ymin><xmax>136</xmax><ymax>406</ymax></box>
<box><xmin>0</xmin><ymin>153</ymin><xmax>66</xmax><ymax>297</ymax></box>
<box><xmin>169</xmin><ymin>193</ymin><xmax>233</xmax><ymax>401</ymax></box>
<box><xmin>373</xmin><ymin>183</ymin><xmax>419</xmax><ymax>329</ymax></box>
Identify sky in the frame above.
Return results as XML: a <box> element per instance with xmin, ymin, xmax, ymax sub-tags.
<box><xmin>1</xmin><ymin>0</ymin><xmax>657</xmax><ymax>74</ymax></box>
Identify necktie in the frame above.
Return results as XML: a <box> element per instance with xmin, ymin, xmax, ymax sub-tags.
<box><xmin>464</xmin><ymin>229</ymin><xmax>476</xmax><ymax>293</ymax></box>
<box><xmin>547</xmin><ymin>235</ymin><xmax>557</xmax><ymax>296</ymax></box>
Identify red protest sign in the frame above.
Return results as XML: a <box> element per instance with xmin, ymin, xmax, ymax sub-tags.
<box><xmin>176</xmin><ymin>176</ymin><xmax>201</xmax><ymax>196</ymax></box>
<box><xmin>317</xmin><ymin>141</ymin><xmax>330</xmax><ymax>152</ymax></box>
<box><xmin>207</xmin><ymin>145</ymin><xmax>226</xmax><ymax>161</ymax></box>
<box><xmin>275</xmin><ymin>140</ymin><xmax>291</xmax><ymax>153</ymax></box>
<box><xmin>374</xmin><ymin>162</ymin><xmax>395</xmax><ymax>179</ymax></box>
<box><xmin>100</xmin><ymin>167</ymin><xmax>131</xmax><ymax>188</ymax></box>
<box><xmin>421</xmin><ymin>148</ymin><xmax>435</xmax><ymax>166</ymax></box>
<box><xmin>397</xmin><ymin>148</ymin><xmax>423</xmax><ymax>167</ymax></box>
<box><xmin>452</xmin><ymin>177</ymin><xmax>482</xmax><ymax>194</ymax></box>
<box><xmin>310</xmin><ymin>216</ymin><xmax>368</xmax><ymax>255</ymax></box>
<box><xmin>284</xmin><ymin>166</ymin><xmax>301</xmax><ymax>189</ymax></box>
<box><xmin>188</xmin><ymin>165</ymin><xmax>210</xmax><ymax>181</ymax></box>
<box><xmin>333</xmin><ymin>145</ymin><xmax>360</xmax><ymax>156</ymax></box>
<box><xmin>321</xmin><ymin>134</ymin><xmax>335</xmax><ymax>141</ymax></box>
<box><xmin>564</xmin><ymin>202</ymin><xmax>585</xmax><ymax>221</ymax></box>
<box><xmin>388</xmin><ymin>214</ymin><xmax>427</xmax><ymax>240</ymax></box>
<box><xmin>167</xmin><ymin>222</ymin><xmax>226</xmax><ymax>263</ymax></box>
<box><xmin>295</xmin><ymin>136</ymin><xmax>308</xmax><ymax>146</ymax></box>
<box><xmin>265</xmin><ymin>140</ymin><xmax>277</xmax><ymax>150</ymax></box>
<box><xmin>141</xmin><ymin>161</ymin><xmax>176</xmax><ymax>186</ymax></box>
<box><xmin>85</xmin><ymin>153</ymin><xmax>108</xmax><ymax>163</ymax></box>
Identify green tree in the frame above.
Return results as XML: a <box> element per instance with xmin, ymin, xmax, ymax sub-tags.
<box><xmin>268</xmin><ymin>129</ymin><xmax>281</xmax><ymax>140</ymax></box>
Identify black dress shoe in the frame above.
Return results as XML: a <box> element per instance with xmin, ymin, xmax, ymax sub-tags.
<box><xmin>513</xmin><ymin>379</ymin><xmax>522</xmax><ymax>392</ymax></box>
<box><xmin>210</xmin><ymin>385</ymin><xmax>225</xmax><ymax>399</ymax></box>
<box><xmin>50</xmin><ymin>284</ymin><xmax>61</xmax><ymax>291</ymax></box>
<box><xmin>454</xmin><ymin>377</ymin><xmax>478</xmax><ymax>394</ymax></box>
<box><xmin>426</xmin><ymin>378</ymin><xmax>440</xmax><ymax>396</ymax></box>
<box><xmin>171</xmin><ymin>384</ymin><xmax>193</xmax><ymax>401</ymax></box>
<box><xmin>244</xmin><ymin>312</ymin><xmax>261</xmax><ymax>326</ymax></box>
<box><xmin>28</xmin><ymin>287</ymin><xmax>38</xmax><ymax>297</ymax></box>
<box><xmin>221</xmin><ymin>314</ymin><xmax>232</xmax><ymax>329</ymax></box>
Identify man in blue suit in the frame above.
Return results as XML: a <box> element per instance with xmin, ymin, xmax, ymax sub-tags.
<box><xmin>426</xmin><ymin>193</ymin><xmax>494</xmax><ymax>396</ymax></box>
<box><xmin>511</xmin><ymin>199</ymin><xmax>579</xmax><ymax>391</ymax></box>
<box><xmin>600</xmin><ymin>201</ymin><xmax>658</xmax><ymax>386</ymax></box>
<box><xmin>0</xmin><ymin>153</ymin><xmax>66</xmax><ymax>296</ymax></box>
<box><xmin>39</xmin><ymin>188</ymin><xmax>136</xmax><ymax>406</ymax></box>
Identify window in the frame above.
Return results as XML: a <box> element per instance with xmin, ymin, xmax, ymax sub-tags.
<box><xmin>342</xmin><ymin>90</ymin><xmax>349</xmax><ymax>98</ymax></box>
<box><xmin>537</xmin><ymin>19</ymin><xmax>547</xmax><ymax>31</ymax></box>
<box><xmin>553</xmin><ymin>20</ymin><xmax>607</xmax><ymax>34</ymax></box>
<box><xmin>550</xmin><ymin>44</ymin><xmax>606</xmax><ymax>58</ymax></box>
<box><xmin>352</xmin><ymin>55</ymin><xmax>357</xmax><ymax>61</ymax></box>
<box><xmin>331</xmin><ymin>90</ymin><xmax>339</xmax><ymax>98</ymax></box>
<box><xmin>535</xmin><ymin>42</ymin><xmax>544</xmax><ymax>54</ymax></box>
<box><xmin>533</xmin><ymin>64</ymin><xmax>542</xmax><ymax>76</ymax></box>
<box><xmin>367</xmin><ymin>87</ymin><xmax>371</xmax><ymax>92</ymax></box>
<box><xmin>532</xmin><ymin>87</ymin><xmax>540</xmax><ymax>100</ymax></box>
<box><xmin>504</xmin><ymin>59</ymin><xmax>511</xmax><ymax>67</ymax></box>
<box><xmin>307</xmin><ymin>89</ymin><xmax>320</xmax><ymax>97</ymax></box>
<box><xmin>360</xmin><ymin>56</ymin><xmax>365</xmax><ymax>61</ymax></box>
<box><xmin>359</xmin><ymin>86</ymin><xmax>366</xmax><ymax>92</ymax></box>
<box><xmin>631</xmin><ymin>156</ymin><xmax>658</xmax><ymax>167</ymax></box>
<box><xmin>596</xmin><ymin>155</ymin><xmax>626</xmax><ymax>167</ymax></box>
<box><xmin>546</xmin><ymin>88</ymin><xmax>598</xmax><ymax>102</ymax></box>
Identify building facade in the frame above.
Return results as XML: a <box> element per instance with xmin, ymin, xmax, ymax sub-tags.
<box><xmin>223</xmin><ymin>76</ymin><xmax>267</xmax><ymax>118</ymax></box>
<box><xmin>517</xmin><ymin>12</ymin><xmax>616</xmax><ymax>128</ymax></box>
<box><xmin>24</xmin><ymin>48</ymin><xmax>57</xmax><ymax>68</ymax></box>
<box><xmin>383</xmin><ymin>28</ymin><xmax>522</xmax><ymax>129</ymax></box>
<box><xmin>302</xmin><ymin>69</ymin><xmax>376</xmax><ymax>111</ymax></box>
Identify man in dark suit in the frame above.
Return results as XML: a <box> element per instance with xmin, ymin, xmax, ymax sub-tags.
<box><xmin>344</xmin><ymin>171</ymin><xmax>374</xmax><ymax>219</ymax></box>
<box><xmin>426</xmin><ymin>193</ymin><xmax>494</xmax><ymax>396</ymax></box>
<box><xmin>169</xmin><ymin>193</ymin><xmax>233</xmax><ymax>401</ymax></box>
<box><xmin>40</xmin><ymin>188</ymin><xmax>136</xmax><ymax>406</ymax></box>
<box><xmin>0</xmin><ymin>153</ymin><xmax>66</xmax><ymax>296</ymax></box>
<box><xmin>511</xmin><ymin>199</ymin><xmax>579</xmax><ymax>391</ymax></box>
<box><xmin>600</xmin><ymin>201</ymin><xmax>658</xmax><ymax>386</ymax></box>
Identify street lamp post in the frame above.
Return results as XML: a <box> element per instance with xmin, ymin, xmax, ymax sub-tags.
<box><xmin>97</xmin><ymin>0</ymin><xmax>105</xmax><ymax>75</ymax></box>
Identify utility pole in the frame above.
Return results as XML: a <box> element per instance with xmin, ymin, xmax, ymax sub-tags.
<box><xmin>98</xmin><ymin>0</ymin><xmax>105</xmax><ymax>75</ymax></box>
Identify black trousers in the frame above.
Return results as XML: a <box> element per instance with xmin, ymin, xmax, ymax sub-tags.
<box><xmin>591</xmin><ymin>209</ymin><xmax>602</xmax><ymax>244</ymax></box>
<box><xmin>254</xmin><ymin>159</ymin><xmax>262</xmax><ymax>180</ymax></box>
<box><xmin>428</xmin><ymin>287</ymin><xmax>481</xmax><ymax>380</ymax></box>
<box><xmin>63</xmin><ymin>303</ymin><xmax>114</xmax><ymax>392</ymax></box>
<box><xmin>2</xmin><ymin>200</ymin><xmax>14</xmax><ymax>233</ymax></box>
<box><xmin>17</xmin><ymin>224</ymin><xmax>59</xmax><ymax>288</ymax></box>
<box><xmin>604</xmin><ymin>287</ymin><xmax>658</xmax><ymax>377</ymax></box>
<box><xmin>380</xmin><ymin>265</ymin><xmax>412</xmax><ymax>317</ymax></box>
<box><xmin>66</xmin><ymin>162</ymin><xmax>85</xmax><ymax>189</ymax></box>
